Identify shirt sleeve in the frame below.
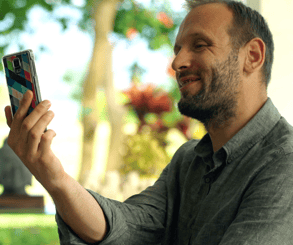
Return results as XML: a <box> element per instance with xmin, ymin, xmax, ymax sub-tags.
<box><xmin>219</xmin><ymin>152</ymin><xmax>293</xmax><ymax>245</ymax></box>
<box><xmin>55</xmin><ymin>164</ymin><xmax>169</xmax><ymax>245</ymax></box>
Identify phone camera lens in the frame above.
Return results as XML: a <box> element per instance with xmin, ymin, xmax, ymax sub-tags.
<box><xmin>13</xmin><ymin>58</ymin><xmax>22</xmax><ymax>74</ymax></box>
<box><xmin>13</xmin><ymin>58</ymin><xmax>21</xmax><ymax>68</ymax></box>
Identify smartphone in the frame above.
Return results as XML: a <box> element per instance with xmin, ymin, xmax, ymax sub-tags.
<box><xmin>2</xmin><ymin>49</ymin><xmax>42</xmax><ymax>117</ymax></box>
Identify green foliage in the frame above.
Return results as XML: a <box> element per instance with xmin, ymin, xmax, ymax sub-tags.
<box><xmin>62</xmin><ymin>68</ymin><xmax>86</xmax><ymax>102</ymax></box>
<box><xmin>161</xmin><ymin>106</ymin><xmax>182</xmax><ymax>128</ymax></box>
<box><xmin>144</xmin><ymin>113</ymin><xmax>158</xmax><ymax>125</ymax></box>
<box><xmin>0</xmin><ymin>226</ymin><xmax>59</xmax><ymax>245</ymax></box>
<box><xmin>0</xmin><ymin>0</ymin><xmax>49</xmax><ymax>71</ymax></box>
<box><xmin>0</xmin><ymin>0</ymin><xmax>184</xmax><ymax>68</ymax></box>
<box><xmin>123</xmin><ymin>107</ymin><xmax>140</xmax><ymax>124</ymax></box>
<box><xmin>0</xmin><ymin>0</ymin><xmax>93</xmax><ymax>71</ymax></box>
<box><xmin>114</xmin><ymin>0</ymin><xmax>181</xmax><ymax>50</ymax></box>
<box><xmin>119</xmin><ymin>125</ymin><xmax>171</xmax><ymax>178</ymax></box>
<box><xmin>0</xmin><ymin>0</ymin><xmax>185</xmax><ymax>116</ymax></box>
<box><xmin>159</xmin><ymin>78</ymin><xmax>184</xmax><ymax>127</ymax></box>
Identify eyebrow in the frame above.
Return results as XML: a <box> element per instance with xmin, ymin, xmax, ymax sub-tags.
<box><xmin>173</xmin><ymin>32</ymin><xmax>213</xmax><ymax>54</ymax></box>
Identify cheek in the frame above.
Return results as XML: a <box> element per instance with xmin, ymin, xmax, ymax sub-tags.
<box><xmin>195</xmin><ymin>60</ymin><xmax>208</xmax><ymax>77</ymax></box>
<box><xmin>195</xmin><ymin>56</ymin><xmax>210</xmax><ymax>71</ymax></box>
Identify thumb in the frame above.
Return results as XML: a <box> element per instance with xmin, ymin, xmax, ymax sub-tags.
<box><xmin>4</xmin><ymin>106</ymin><xmax>12</xmax><ymax>128</ymax></box>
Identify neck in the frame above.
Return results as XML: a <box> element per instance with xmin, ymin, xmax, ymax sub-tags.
<box><xmin>208</xmin><ymin>96</ymin><xmax>268</xmax><ymax>153</ymax></box>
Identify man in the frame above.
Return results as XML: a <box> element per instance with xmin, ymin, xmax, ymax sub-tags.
<box><xmin>4</xmin><ymin>0</ymin><xmax>293</xmax><ymax>244</ymax></box>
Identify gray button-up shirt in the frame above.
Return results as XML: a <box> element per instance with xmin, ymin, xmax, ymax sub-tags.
<box><xmin>56</xmin><ymin>97</ymin><xmax>293</xmax><ymax>244</ymax></box>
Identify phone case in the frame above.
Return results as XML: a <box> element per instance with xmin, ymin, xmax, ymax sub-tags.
<box><xmin>2</xmin><ymin>49</ymin><xmax>42</xmax><ymax>117</ymax></box>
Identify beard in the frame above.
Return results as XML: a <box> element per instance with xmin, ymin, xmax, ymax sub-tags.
<box><xmin>178</xmin><ymin>49</ymin><xmax>241</xmax><ymax>132</ymax></box>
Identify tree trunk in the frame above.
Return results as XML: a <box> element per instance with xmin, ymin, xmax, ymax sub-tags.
<box><xmin>104</xmin><ymin>40</ymin><xmax>128</xmax><ymax>175</ymax></box>
<box><xmin>78</xmin><ymin>0</ymin><xmax>122</xmax><ymax>186</ymax></box>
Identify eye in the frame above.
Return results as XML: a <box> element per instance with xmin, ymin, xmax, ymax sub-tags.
<box><xmin>194</xmin><ymin>44</ymin><xmax>204</xmax><ymax>49</ymax></box>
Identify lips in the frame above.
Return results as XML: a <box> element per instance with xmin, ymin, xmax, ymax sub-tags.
<box><xmin>179</xmin><ymin>76</ymin><xmax>201</xmax><ymax>88</ymax></box>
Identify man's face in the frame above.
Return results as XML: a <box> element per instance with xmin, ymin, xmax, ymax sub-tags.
<box><xmin>172</xmin><ymin>3</ymin><xmax>243</xmax><ymax>131</ymax></box>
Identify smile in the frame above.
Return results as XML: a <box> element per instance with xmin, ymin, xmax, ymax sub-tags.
<box><xmin>180</xmin><ymin>79</ymin><xmax>200</xmax><ymax>90</ymax></box>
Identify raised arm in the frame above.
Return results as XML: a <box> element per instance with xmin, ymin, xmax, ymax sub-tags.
<box><xmin>4</xmin><ymin>90</ymin><xmax>107</xmax><ymax>243</ymax></box>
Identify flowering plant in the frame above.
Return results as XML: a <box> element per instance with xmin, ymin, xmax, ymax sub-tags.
<box><xmin>122</xmin><ymin>83</ymin><xmax>194</xmax><ymax>141</ymax></box>
<box><xmin>120</xmin><ymin>82</ymin><xmax>198</xmax><ymax>178</ymax></box>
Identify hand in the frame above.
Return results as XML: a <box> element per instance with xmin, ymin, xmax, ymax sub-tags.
<box><xmin>4</xmin><ymin>90</ymin><xmax>65</xmax><ymax>193</ymax></box>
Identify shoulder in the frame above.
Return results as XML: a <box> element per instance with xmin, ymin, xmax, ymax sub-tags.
<box><xmin>253</xmin><ymin>117</ymin><xmax>293</xmax><ymax>183</ymax></box>
<box><xmin>261</xmin><ymin>116</ymin><xmax>293</xmax><ymax>165</ymax></box>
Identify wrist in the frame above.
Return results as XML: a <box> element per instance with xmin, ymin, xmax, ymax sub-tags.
<box><xmin>43</xmin><ymin>170</ymin><xmax>69</xmax><ymax>197</ymax></box>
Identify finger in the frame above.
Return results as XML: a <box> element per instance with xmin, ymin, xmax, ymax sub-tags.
<box><xmin>38</xmin><ymin>129</ymin><xmax>56</xmax><ymax>154</ymax></box>
<box><xmin>27</xmin><ymin>110</ymin><xmax>55</xmax><ymax>156</ymax></box>
<box><xmin>11</xmin><ymin>90</ymin><xmax>33</xmax><ymax>132</ymax></box>
<box><xmin>5</xmin><ymin>106</ymin><xmax>12</xmax><ymax>128</ymax></box>
<box><xmin>19</xmin><ymin>100</ymin><xmax>51</xmax><ymax>145</ymax></box>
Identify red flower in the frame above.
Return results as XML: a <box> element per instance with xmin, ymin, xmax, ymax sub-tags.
<box><xmin>176</xmin><ymin>116</ymin><xmax>192</xmax><ymax>140</ymax></box>
<box><xmin>147</xmin><ymin>93</ymin><xmax>172</xmax><ymax>114</ymax></box>
<box><xmin>157</xmin><ymin>12</ymin><xmax>174</xmax><ymax>28</ymax></box>
<box><xmin>123</xmin><ymin>84</ymin><xmax>145</xmax><ymax>109</ymax></box>
<box><xmin>126</xmin><ymin>28</ymin><xmax>138</xmax><ymax>40</ymax></box>
<box><xmin>123</xmin><ymin>84</ymin><xmax>173</xmax><ymax>116</ymax></box>
<box><xmin>167</xmin><ymin>56</ymin><xmax>176</xmax><ymax>78</ymax></box>
<box><xmin>150</xmin><ymin>119</ymin><xmax>169</xmax><ymax>133</ymax></box>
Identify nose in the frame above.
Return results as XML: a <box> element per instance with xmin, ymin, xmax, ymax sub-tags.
<box><xmin>171</xmin><ymin>50</ymin><xmax>193</xmax><ymax>73</ymax></box>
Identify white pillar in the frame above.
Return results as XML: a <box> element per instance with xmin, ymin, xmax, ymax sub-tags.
<box><xmin>255</xmin><ymin>0</ymin><xmax>293</xmax><ymax>125</ymax></box>
<box><xmin>246</xmin><ymin>0</ymin><xmax>261</xmax><ymax>12</ymax></box>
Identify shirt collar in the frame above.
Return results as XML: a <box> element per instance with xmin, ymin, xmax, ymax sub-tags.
<box><xmin>194</xmin><ymin>97</ymin><xmax>282</xmax><ymax>168</ymax></box>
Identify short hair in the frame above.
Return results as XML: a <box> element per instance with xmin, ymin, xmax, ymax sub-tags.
<box><xmin>182</xmin><ymin>0</ymin><xmax>274</xmax><ymax>90</ymax></box>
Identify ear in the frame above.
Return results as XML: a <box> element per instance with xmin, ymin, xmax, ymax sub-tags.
<box><xmin>243</xmin><ymin>38</ymin><xmax>266</xmax><ymax>75</ymax></box>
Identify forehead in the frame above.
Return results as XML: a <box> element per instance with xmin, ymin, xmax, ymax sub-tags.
<box><xmin>175</xmin><ymin>3</ymin><xmax>233</xmax><ymax>46</ymax></box>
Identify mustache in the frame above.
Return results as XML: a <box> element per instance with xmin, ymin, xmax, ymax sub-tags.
<box><xmin>178</xmin><ymin>71</ymin><xmax>200</xmax><ymax>80</ymax></box>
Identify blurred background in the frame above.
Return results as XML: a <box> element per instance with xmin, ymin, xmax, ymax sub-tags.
<box><xmin>0</xmin><ymin>0</ymin><xmax>293</xmax><ymax>244</ymax></box>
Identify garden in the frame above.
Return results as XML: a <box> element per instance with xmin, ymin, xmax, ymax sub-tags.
<box><xmin>0</xmin><ymin>214</ymin><xmax>58</xmax><ymax>245</ymax></box>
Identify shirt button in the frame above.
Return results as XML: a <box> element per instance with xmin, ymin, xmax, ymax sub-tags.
<box><xmin>205</xmin><ymin>177</ymin><xmax>211</xmax><ymax>183</ymax></box>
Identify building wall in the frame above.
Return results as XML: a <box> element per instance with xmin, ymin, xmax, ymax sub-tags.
<box><xmin>248</xmin><ymin>0</ymin><xmax>293</xmax><ymax>125</ymax></box>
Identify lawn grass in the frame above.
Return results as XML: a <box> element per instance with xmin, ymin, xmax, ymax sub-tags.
<box><xmin>0</xmin><ymin>227</ymin><xmax>59</xmax><ymax>245</ymax></box>
<box><xmin>0</xmin><ymin>214</ymin><xmax>59</xmax><ymax>245</ymax></box>
<box><xmin>0</xmin><ymin>214</ymin><xmax>56</xmax><ymax>228</ymax></box>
